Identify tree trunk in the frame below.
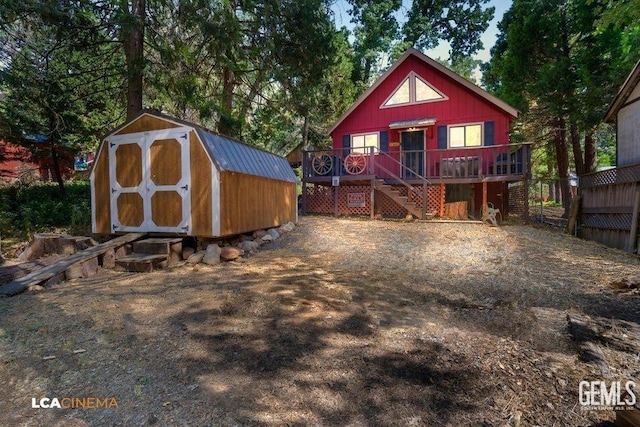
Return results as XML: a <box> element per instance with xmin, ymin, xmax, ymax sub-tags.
<box><xmin>584</xmin><ymin>131</ymin><xmax>597</xmax><ymax>174</ymax></box>
<box><xmin>570</xmin><ymin>121</ymin><xmax>584</xmax><ymax>176</ymax></box>
<box><xmin>123</xmin><ymin>0</ymin><xmax>145</xmax><ymax>121</ymax></box>
<box><xmin>554</xmin><ymin>116</ymin><xmax>572</xmax><ymax>217</ymax></box>
<box><xmin>49</xmin><ymin>142</ymin><xmax>66</xmax><ymax>198</ymax></box>
<box><xmin>218</xmin><ymin>65</ymin><xmax>238</xmax><ymax>137</ymax></box>
<box><xmin>302</xmin><ymin>116</ymin><xmax>309</xmax><ymax>148</ymax></box>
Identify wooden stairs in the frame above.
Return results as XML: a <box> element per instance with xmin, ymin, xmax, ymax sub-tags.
<box><xmin>374</xmin><ymin>179</ymin><xmax>423</xmax><ymax>219</ymax></box>
<box><xmin>116</xmin><ymin>238</ymin><xmax>183</xmax><ymax>273</ymax></box>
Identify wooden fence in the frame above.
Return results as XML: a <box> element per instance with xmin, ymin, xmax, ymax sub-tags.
<box><xmin>579</xmin><ymin>164</ymin><xmax>640</xmax><ymax>252</ymax></box>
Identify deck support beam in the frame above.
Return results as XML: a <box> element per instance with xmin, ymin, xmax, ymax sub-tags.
<box><xmin>482</xmin><ymin>181</ymin><xmax>488</xmax><ymax>221</ymax></box>
<box><xmin>370</xmin><ymin>179</ymin><xmax>375</xmax><ymax>219</ymax></box>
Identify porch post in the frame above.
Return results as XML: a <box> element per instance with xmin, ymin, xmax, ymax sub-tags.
<box><xmin>422</xmin><ymin>184</ymin><xmax>427</xmax><ymax>219</ymax></box>
<box><xmin>482</xmin><ymin>181</ymin><xmax>488</xmax><ymax>221</ymax></box>
<box><xmin>301</xmin><ymin>181</ymin><xmax>307</xmax><ymax>215</ymax></box>
<box><xmin>370</xmin><ymin>179</ymin><xmax>375</xmax><ymax>219</ymax></box>
<box><xmin>439</xmin><ymin>182</ymin><xmax>445</xmax><ymax>218</ymax></box>
<box><xmin>334</xmin><ymin>185</ymin><xmax>339</xmax><ymax>217</ymax></box>
<box><xmin>301</xmin><ymin>151</ymin><xmax>308</xmax><ymax>216</ymax></box>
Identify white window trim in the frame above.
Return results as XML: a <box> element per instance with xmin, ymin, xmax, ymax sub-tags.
<box><xmin>350</xmin><ymin>131</ymin><xmax>380</xmax><ymax>154</ymax></box>
<box><xmin>380</xmin><ymin>71</ymin><xmax>448</xmax><ymax>109</ymax></box>
<box><xmin>447</xmin><ymin>122</ymin><xmax>484</xmax><ymax>148</ymax></box>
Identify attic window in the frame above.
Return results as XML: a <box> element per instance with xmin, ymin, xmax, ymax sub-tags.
<box><xmin>382</xmin><ymin>71</ymin><xmax>446</xmax><ymax>108</ymax></box>
<box><xmin>385</xmin><ymin>78</ymin><xmax>410</xmax><ymax>105</ymax></box>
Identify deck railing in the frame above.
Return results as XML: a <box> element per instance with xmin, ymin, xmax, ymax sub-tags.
<box><xmin>302</xmin><ymin>142</ymin><xmax>532</xmax><ymax>181</ymax></box>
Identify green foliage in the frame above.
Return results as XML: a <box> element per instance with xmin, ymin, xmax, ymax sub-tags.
<box><xmin>0</xmin><ymin>181</ymin><xmax>91</xmax><ymax>239</ymax></box>
<box><xmin>0</xmin><ymin>0</ymin><xmax>124</xmax><ymax>197</ymax></box>
<box><xmin>483</xmin><ymin>0</ymin><xmax>640</xmax><ymax>182</ymax></box>
<box><xmin>403</xmin><ymin>0</ymin><xmax>495</xmax><ymax>63</ymax></box>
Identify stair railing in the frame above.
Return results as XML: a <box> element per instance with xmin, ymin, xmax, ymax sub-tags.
<box><xmin>371</xmin><ymin>147</ymin><xmax>432</xmax><ymax>218</ymax></box>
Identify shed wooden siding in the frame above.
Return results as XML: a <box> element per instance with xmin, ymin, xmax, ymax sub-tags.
<box><xmin>189</xmin><ymin>130</ymin><xmax>214</xmax><ymax>236</ymax></box>
<box><xmin>617</xmin><ymin>82</ymin><xmax>640</xmax><ymax>167</ymax></box>
<box><xmin>219</xmin><ymin>172</ymin><xmax>296</xmax><ymax>237</ymax></box>
<box><xmin>93</xmin><ymin>144</ymin><xmax>111</xmax><ymax>233</ymax></box>
<box><xmin>332</xmin><ymin>55</ymin><xmax>511</xmax><ymax>150</ymax></box>
<box><xmin>114</xmin><ymin>114</ymin><xmax>180</xmax><ymax>135</ymax></box>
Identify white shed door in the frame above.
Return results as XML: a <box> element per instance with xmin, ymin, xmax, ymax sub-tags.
<box><xmin>107</xmin><ymin>128</ymin><xmax>191</xmax><ymax>233</ymax></box>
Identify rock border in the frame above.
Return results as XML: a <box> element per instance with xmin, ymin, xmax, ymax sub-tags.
<box><xmin>185</xmin><ymin>221</ymin><xmax>297</xmax><ymax>266</ymax></box>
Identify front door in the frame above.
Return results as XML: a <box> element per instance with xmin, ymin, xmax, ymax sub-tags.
<box><xmin>401</xmin><ymin>130</ymin><xmax>424</xmax><ymax>179</ymax></box>
<box><xmin>107</xmin><ymin>128</ymin><xmax>191</xmax><ymax>233</ymax></box>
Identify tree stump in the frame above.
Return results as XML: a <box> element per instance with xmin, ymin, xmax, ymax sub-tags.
<box><xmin>65</xmin><ymin>257</ymin><xmax>99</xmax><ymax>280</ymax></box>
<box><xmin>18</xmin><ymin>234</ymin><xmax>97</xmax><ymax>261</ymax></box>
<box><xmin>100</xmin><ymin>248</ymin><xmax>116</xmax><ymax>269</ymax></box>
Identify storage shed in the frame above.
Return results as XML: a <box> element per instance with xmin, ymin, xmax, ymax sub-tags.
<box><xmin>90</xmin><ymin>111</ymin><xmax>297</xmax><ymax>237</ymax></box>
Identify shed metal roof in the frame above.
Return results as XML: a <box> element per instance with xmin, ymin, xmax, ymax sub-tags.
<box><xmin>196</xmin><ymin>129</ymin><xmax>297</xmax><ymax>183</ymax></box>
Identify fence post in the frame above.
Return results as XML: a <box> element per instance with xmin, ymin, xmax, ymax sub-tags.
<box><xmin>627</xmin><ymin>188</ymin><xmax>640</xmax><ymax>253</ymax></box>
<box><xmin>539</xmin><ymin>180</ymin><xmax>543</xmax><ymax>220</ymax></box>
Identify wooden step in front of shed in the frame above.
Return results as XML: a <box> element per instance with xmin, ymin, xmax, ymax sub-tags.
<box><xmin>115</xmin><ymin>253</ymin><xmax>169</xmax><ymax>273</ymax></box>
<box><xmin>131</xmin><ymin>238</ymin><xmax>182</xmax><ymax>266</ymax></box>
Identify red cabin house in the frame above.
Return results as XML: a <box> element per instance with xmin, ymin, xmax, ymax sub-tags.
<box><xmin>302</xmin><ymin>48</ymin><xmax>530</xmax><ymax>220</ymax></box>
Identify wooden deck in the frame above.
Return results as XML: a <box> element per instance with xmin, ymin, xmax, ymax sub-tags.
<box><xmin>302</xmin><ymin>143</ymin><xmax>532</xmax><ymax>185</ymax></box>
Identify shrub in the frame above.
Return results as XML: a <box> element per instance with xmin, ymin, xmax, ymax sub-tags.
<box><xmin>0</xmin><ymin>181</ymin><xmax>92</xmax><ymax>239</ymax></box>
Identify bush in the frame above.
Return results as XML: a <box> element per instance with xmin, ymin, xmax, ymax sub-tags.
<box><xmin>0</xmin><ymin>181</ymin><xmax>92</xmax><ymax>239</ymax></box>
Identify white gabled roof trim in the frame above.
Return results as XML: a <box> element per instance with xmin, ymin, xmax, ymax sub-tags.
<box><xmin>604</xmin><ymin>57</ymin><xmax>640</xmax><ymax>123</ymax></box>
<box><xmin>329</xmin><ymin>48</ymin><xmax>519</xmax><ymax>135</ymax></box>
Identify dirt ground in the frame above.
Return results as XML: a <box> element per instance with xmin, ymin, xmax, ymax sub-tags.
<box><xmin>1</xmin><ymin>216</ymin><xmax>639</xmax><ymax>427</ymax></box>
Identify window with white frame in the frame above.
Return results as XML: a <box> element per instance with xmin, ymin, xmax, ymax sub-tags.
<box><xmin>351</xmin><ymin>133</ymin><xmax>379</xmax><ymax>154</ymax></box>
<box><xmin>449</xmin><ymin>124</ymin><xmax>482</xmax><ymax>148</ymax></box>
<box><xmin>382</xmin><ymin>71</ymin><xmax>446</xmax><ymax>108</ymax></box>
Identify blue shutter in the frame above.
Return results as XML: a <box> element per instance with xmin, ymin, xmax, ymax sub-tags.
<box><xmin>437</xmin><ymin>126</ymin><xmax>447</xmax><ymax>149</ymax></box>
<box><xmin>342</xmin><ymin>134</ymin><xmax>350</xmax><ymax>155</ymax></box>
<box><xmin>484</xmin><ymin>121</ymin><xmax>495</xmax><ymax>146</ymax></box>
<box><xmin>380</xmin><ymin>131</ymin><xmax>389</xmax><ymax>152</ymax></box>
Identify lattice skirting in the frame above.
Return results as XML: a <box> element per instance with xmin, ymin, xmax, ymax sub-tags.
<box><xmin>305</xmin><ymin>183</ymin><xmax>444</xmax><ymax>218</ymax></box>
<box><xmin>581</xmin><ymin>163</ymin><xmax>640</xmax><ymax>188</ymax></box>
<box><xmin>581</xmin><ymin>213</ymin><xmax>632</xmax><ymax>231</ymax></box>
<box><xmin>304</xmin><ymin>184</ymin><xmax>371</xmax><ymax>215</ymax></box>
<box><xmin>508</xmin><ymin>182</ymin><xmax>526</xmax><ymax>215</ymax></box>
<box><xmin>304</xmin><ymin>184</ymin><xmax>334</xmax><ymax>214</ymax></box>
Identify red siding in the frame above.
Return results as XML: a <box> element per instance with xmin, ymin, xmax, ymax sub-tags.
<box><xmin>331</xmin><ymin>54</ymin><xmax>514</xmax><ymax>151</ymax></box>
<box><xmin>0</xmin><ymin>139</ymin><xmax>73</xmax><ymax>182</ymax></box>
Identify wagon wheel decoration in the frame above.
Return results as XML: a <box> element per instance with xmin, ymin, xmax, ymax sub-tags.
<box><xmin>311</xmin><ymin>153</ymin><xmax>333</xmax><ymax>176</ymax></box>
<box><xmin>344</xmin><ymin>154</ymin><xmax>367</xmax><ymax>175</ymax></box>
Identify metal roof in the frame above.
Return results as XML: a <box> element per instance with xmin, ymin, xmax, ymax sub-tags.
<box><xmin>196</xmin><ymin>129</ymin><xmax>297</xmax><ymax>183</ymax></box>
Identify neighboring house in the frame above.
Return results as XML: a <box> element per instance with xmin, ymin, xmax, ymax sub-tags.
<box><xmin>302</xmin><ymin>48</ymin><xmax>529</xmax><ymax>219</ymax></box>
<box><xmin>604</xmin><ymin>58</ymin><xmax>640</xmax><ymax>166</ymax></box>
<box><xmin>285</xmin><ymin>143</ymin><xmax>303</xmax><ymax>168</ymax></box>
<box><xmin>0</xmin><ymin>139</ymin><xmax>73</xmax><ymax>183</ymax></box>
<box><xmin>579</xmin><ymin>58</ymin><xmax>640</xmax><ymax>251</ymax></box>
